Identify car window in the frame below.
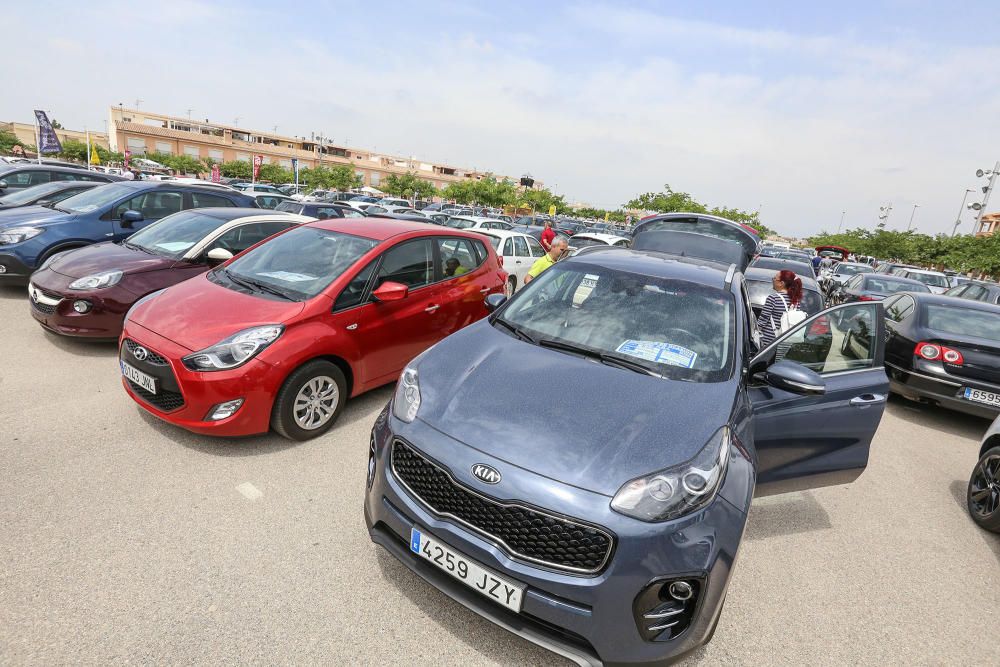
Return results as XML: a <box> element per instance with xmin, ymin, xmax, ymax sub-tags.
<box><xmin>526</xmin><ymin>236</ymin><xmax>545</xmax><ymax>257</ymax></box>
<box><xmin>375</xmin><ymin>239</ymin><xmax>433</xmax><ymax>289</ymax></box>
<box><xmin>339</xmin><ymin>207</ymin><xmax>365</xmax><ymax>218</ymax></box>
<box><xmin>502</xmin><ymin>238</ymin><xmax>513</xmax><ymax>256</ymax></box>
<box><xmin>962</xmin><ymin>285</ymin><xmax>988</xmax><ymax>302</ymax></box>
<box><xmin>191</xmin><ymin>191</ymin><xmax>236</xmax><ymax>208</ymax></box>
<box><xmin>925</xmin><ymin>304</ymin><xmax>1000</xmax><ymax>342</ymax></box>
<box><xmin>206</xmin><ymin>221</ymin><xmax>295</xmax><ymax>255</ymax></box>
<box><xmin>256</xmin><ymin>195</ymin><xmax>282</xmax><ymax>209</ymax></box>
<box><xmin>2</xmin><ymin>170</ymin><xmax>48</xmax><ymax>187</ymax></box>
<box><xmin>275</xmin><ymin>201</ymin><xmax>300</xmax><ymax>213</ymax></box>
<box><xmin>845</xmin><ymin>274</ymin><xmax>864</xmax><ymax>290</ymax></box>
<box><xmin>437</xmin><ymin>237</ymin><xmax>481</xmax><ymax>279</ymax></box>
<box><xmin>512</xmin><ymin>236</ymin><xmax>529</xmax><ymax>257</ymax></box>
<box><xmin>944</xmin><ymin>285</ymin><xmax>967</xmax><ymax>297</ymax></box>
<box><xmin>113</xmin><ymin>191</ymin><xmax>184</xmax><ymax>220</ymax></box>
<box><xmin>885</xmin><ymin>294</ymin><xmax>915</xmax><ymax>322</ymax></box>
<box><xmin>77</xmin><ymin>174</ymin><xmax>109</xmax><ymax>182</ymax></box>
<box><xmin>333</xmin><ymin>258</ymin><xmax>377</xmax><ymax>312</ymax></box>
<box><xmin>772</xmin><ymin>304</ymin><xmax>879</xmax><ymax>374</ymax></box>
<box><xmin>740</xmin><ymin>279</ymin><xmax>760</xmax><ymax>349</ymax></box>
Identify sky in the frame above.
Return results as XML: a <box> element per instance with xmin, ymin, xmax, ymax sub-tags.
<box><xmin>5</xmin><ymin>0</ymin><xmax>1000</xmax><ymax>237</ymax></box>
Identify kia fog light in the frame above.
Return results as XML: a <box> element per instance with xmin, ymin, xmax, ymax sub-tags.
<box><xmin>207</xmin><ymin>399</ymin><xmax>244</xmax><ymax>421</ymax></box>
<box><xmin>611</xmin><ymin>427</ymin><xmax>731</xmax><ymax>522</ymax></box>
<box><xmin>392</xmin><ymin>367</ymin><xmax>420</xmax><ymax>423</ymax></box>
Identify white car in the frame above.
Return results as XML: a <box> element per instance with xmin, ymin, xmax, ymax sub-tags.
<box><xmin>378</xmin><ymin>197</ymin><xmax>411</xmax><ymax>208</ymax></box>
<box><xmin>444</xmin><ymin>216</ymin><xmax>513</xmax><ymax>231</ymax></box>
<box><xmin>892</xmin><ymin>268</ymin><xmax>951</xmax><ymax>294</ymax></box>
<box><xmin>567</xmin><ymin>232</ymin><xmax>630</xmax><ymax>255</ymax></box>
<box><xmin>475</xmin><ymin>229</ymin><xmax>546</xmax><ymax>294</ymax></box>
<box><xmin>381</xmin><ymin>205</ymin><xmax>420</xmax><ymax>215</ymax></box>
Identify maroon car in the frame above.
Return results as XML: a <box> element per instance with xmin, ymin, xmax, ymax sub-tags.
<box><xmin>28</xmin><ymin>208</ymin><xmax>312</xmax><ymax>339</ymax></box>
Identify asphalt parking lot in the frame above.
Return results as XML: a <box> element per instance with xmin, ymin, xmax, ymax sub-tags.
<box><xmin>1</xmin><ymin>283</ymin><xmax>998</xmax><ymax>666</ymax></box>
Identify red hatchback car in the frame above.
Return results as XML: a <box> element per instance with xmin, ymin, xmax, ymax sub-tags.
<box><xmin>119</xmin><ymin>217</ymin><xmax>506</xmax><ymax>440</ymax></box>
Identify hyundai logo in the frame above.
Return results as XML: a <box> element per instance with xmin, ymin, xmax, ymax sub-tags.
<box><xmin>132</xmin><ymin>346</ymin><xmax>149</xmax><ymax>361</ymax></box>
<box><xmin>472</xmin><ymin>464</ymin><xmax>501</xmax><ymax>485</ymax></box>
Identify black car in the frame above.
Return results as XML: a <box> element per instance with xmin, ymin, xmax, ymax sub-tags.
<box><xmin>744</xmin><ymin>266</ymin><xmax>825</xmax><ymax>316</ymax></box>
<box><xmin>875</xmin><ymin>262</ymin><xmax>916</xmax><ymax>275</ymax></box>
<box><xmin>882</xmin><ymin>292</ymin><xmax>1000</xmax><ymax>417</ymax></box>
<box><xmin>943</xmin><ymin>280</ymin><xmax>1000</xmax><ymax>306</ymax></box>
<box><xmin>0</xmin><ymin>164</ymin><xmax>121</xmax><ymax>194</ymax></box>
<box><xmin>749</xmin><ymin>256</ymin><xmax>815</xmax><ymax>278</ymax></box>
<box><xmin>0</xmin><ymin>181</ymin><xmax>102</xmax><ymax>210</ymax></box>
<box><xmin>831</xmin><ymin>273</ymin><xmax>930</xmax><ymax>304</ymax></box>
<box><xmin>275</xmin><ymin>201</ymin><xmax>366</xmax><ymax>218</ymax></box>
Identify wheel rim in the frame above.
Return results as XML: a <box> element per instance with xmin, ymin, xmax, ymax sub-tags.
<box><xmin>292</xmin><ymin>375</ymin><xmax>340</xmax><ymax>430</ymax></box>
<box><xmin>970</xmin><ymin>454</ymin><xmax>1000</xmax><ymax>518</ymax></box>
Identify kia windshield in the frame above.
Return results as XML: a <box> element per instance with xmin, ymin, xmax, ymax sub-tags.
<box><xmin>496</xmin><ymin>264</ymin><xmax>735</xmax><ymax>382</ymax></box>
<box><xmin>214</xmin><ymin>226</ymin><xmax>379</xmax><ymax>300</ymax></box>
<box><xmin>125</xmin><ymin>210</ymin><xmax>237</xmax><ymax>260</ymax></box>
<box><xmin>58</xmin><ymin>183</ymin><xmax>136</xmax><ymax>214</ymax></box>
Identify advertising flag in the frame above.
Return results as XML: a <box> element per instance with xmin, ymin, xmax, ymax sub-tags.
<box><xmin>252</xmin><ymin>154</ymin><xmax>263</xmax><ymax>180</ymax></box>
<box><xmin>124</xmin><ymin>149</ymin><xmax>132</xmax><ymax>169</ymax></box>
<box><xmin>211</xmin><ymin>164</ymin><xmax>221</xmax><ymax>183</ymax></box>
<box><xmin>33</xmin><ymin>110</ymin><xmax>63</xmax><ymax>154</ymax></box>
<box><xmin>90</xmin><ymin>144</ymin><xmax>101</xmax><ymax>165</ymax></box>
<box><xmin>548</xmin><ymin>204</ymin><xmax>557</xmax><ymax>216</ymax></box>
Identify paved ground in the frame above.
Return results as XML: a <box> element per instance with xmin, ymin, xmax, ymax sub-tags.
<box><xmin>1</xmin><ymin>282</ymin><xmax>998</xmax><ymax>665</ymax></box>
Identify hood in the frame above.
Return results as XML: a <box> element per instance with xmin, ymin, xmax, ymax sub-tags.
<box><xmin>128</xmin><ymin>274</ymin><xmax>305</xmax><ymax>352</ymax></box>
<box><xmin>49</xmin><ymin>241</ymin><xmax>174</xmax><ymax>279</ymax></box>
<box><xmin>414</xmin><ymin>321</ymin><xmax>737</xmax><ymax>496</ymax></box>
<box><xmin>0</xmin><ymin>205</ymin><xmax>73</xmax><ymax>228</ymax></box>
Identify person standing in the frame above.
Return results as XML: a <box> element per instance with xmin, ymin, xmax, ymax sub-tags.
<box><xmin>756</xmin><ymin>269</ymin><xmax>803</xmax><ymax>347</ymax></box>
<box><xmin>540</xmin><ymin>219</ymin><xmax>556</xmax><ymax>252</ymax></box>
<box><xmin>523</xmin><ymin>237</ymin><xmax>568</xmax><ymax>285</ymax></box>
<box><xmin>122</xmin><ymin>169</ymin><xmax>135</xmax><ymax>180</ymax></box>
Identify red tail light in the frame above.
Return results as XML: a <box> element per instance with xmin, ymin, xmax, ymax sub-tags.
<box><xmin>497</xmin><ymin>254</ymin><xmax>503</xmax><ymax>267</ymax></box>
<box><xmin>857</xmin><ymin>295</ymin><xmax>876</xmax><ymax>301</ymax></box>
<box><xmin>915</xmin><ymin>342</ymin><xmax>964</xmax><ymax>365</ymax></box>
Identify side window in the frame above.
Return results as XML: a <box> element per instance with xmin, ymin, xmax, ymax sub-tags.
<box><xmin>275</xmin><ymin>202</ymin><xmax>299</xmax><ymax>213</ymax></box>
<box><xmin>79</xmin><ymin>174</ymin><xmax>108</xmax><ymax>182</ymax></box>
<box><xmin>191</xmin><ymin>192</ymin><xmax>236</xmax><ymax>208</ymax></box>
<box><xmin>526</xmin><ymin>236</ymin><xmax>545</xmax><ymax>257</ymax></box>
<box><xmin>54</xmin><ymin>171</ymin><xmax>78</xmax><ymax>181</ymax></box>
<box><xmin>501</xmin><ymin>238</ymin><xmax>513</xmax><ymax>256</ymax></box>
<box><xmin>740</xmin><ymin>280</ymin><xmax>760</xmax><ymax>348</ymax></box>
<box><xmin>774</xmin><ymin>304</ymin><xmax>879</xmax><ymax>374</ymax></box>
<box><xmin>340</xmin><ymin>208</ymin><xmax>366</xmax><ymax>218</ymax></box>
<box><xmin>845</xmin><ymin>274</ymin><xmax>863</xmax><ymax>290</ymax></box>
<box><xmin>206</xmin><ymin>221</ymin><xmax>294</xmax><ymax>255</ymax></box>
<box><xmin>964</xmin><ymin>285</ymin><xmax>988</xmax><ymax>302</ymax></box>
<box><xmin>512</xmin><ymin>236</ymin><xmax>530</xmax><ymax>257</ymax></box>
<box><xmin>333</xmin><ymin>259</ymin><xmax>377</xmax><ymax>311</ymax></box>
<box><xmin>375</xmin><ymin>240</ymin><xmax>433</xmax><ymax>289</ymax></box>
<box><xmin>437</xmin><ymin>237</ymin><xmax>482</xmax><ymax>278</ymax></box>
<box><xmin>30</xmin><ymin>170</ymin><xmax>54</xmax><ymax>185</ymax></box>
<box><xmin>885</xmin><ymin>294</ymin><xmax>914</xmax><ymax>322</ymax></box>
<box><xmin>114</xmin><ymin>191</ymin><xmax>183</xmax><ymax>220</ymax></box>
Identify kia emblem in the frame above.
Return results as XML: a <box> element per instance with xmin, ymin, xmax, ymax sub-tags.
<box><xmin>472</xmin><ymin>464</ymin><xmax>501</xmax><ymax>485</ymax></box>
<box><xmin>133</xmin><ymin>346</ymin><xmax>149</xmax><ymax>361</ymax></box>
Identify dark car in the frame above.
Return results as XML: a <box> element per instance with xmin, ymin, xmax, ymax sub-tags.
<box><xmin>0</xmin><ymin>164</ymin><xmax>121</xmax><ymax>194</ymax></box>
<box><xmin>555</xmin><ymin>221</ymin><xmax>585</xmax><ymax>236</ymax></box>
<box><xmin>831</xmin><ymin>273</ymin><xmax>930</xmax><ymax>304</ymax></box>
<box><xmin>366</xmin><ymin>240</ymin><xmax>889</xmax><ymax>665</ymax></box>
<box><xmin>882</xmin><ymin>292</ymin><xmax>1000</xmax><ymax>418</ymax></box>
<box><xmin>0</xmin><ymin>181</ymin><xmax>102</xmax><ymax>210</ymax></box>
<box><xmin>875</xmin><ymin>262</ymin><xmax>916</xmax><ymax>275</ymax></box>
<box><xmin>275</xmin><ymin>201</ymin><xmax>366</xmax><ymax>219</ymax></box>
<box><xmin>0</xmin><ymin>182</ymin><xmax>254</xmax><ymax>284</ymax></box>
<box><xmin>745</xmin><ymin>266</ymin><xmax>825</xmax><ymax>316</ymax></box>
<box><xmin>968</xmin><ymin>418</ymin><xmax>1000</xmax><ymax>532</ymax></box>
<box><xmin>630</xmin><ymin>212</ymin><xmax>761</xmax><ymax>269</ymax></box>
<box><xmin>28</xmin><ymin>209</ymin><xmax>311</xmax><ymax>338</ymax></box>
<box><xmin>749</xmin><ymin>256</ymin><xmax>815</xmax><ymax>278</ymax></box>
<box><xmin>943</xmin><ymin>280</ymin><xmax>1000</xmax><ymax>306</ymax></box>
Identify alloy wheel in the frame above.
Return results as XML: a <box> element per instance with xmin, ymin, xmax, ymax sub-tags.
<box><xmin>292</xmin><ymin>375</ymin><xmax>340</xmax><ymax>430</ymax></box>
<box><xmin>969</xmin><ymin>453</ymin><xmax>1000</xmax><ymax>518</ymax></box>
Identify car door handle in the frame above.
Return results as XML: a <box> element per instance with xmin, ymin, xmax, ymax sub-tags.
<box><xmin>424</xmin><ymin>304</ymin><xmax>440</xmax><ymax>313</ymax></box>
<box><xmin>105</xmin><ymin>233</ymin><xmax>114</xmax><ymax>237</ymax></box>
<box><xmin>850</xmin><ymin>393</ymin><xmax>887</xmax><ymax>406</ymax></box>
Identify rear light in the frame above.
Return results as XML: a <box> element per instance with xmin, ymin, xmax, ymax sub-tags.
<box><xmin>857</xmin><ymin>295</ymin><xmax>876</xmax><ymax>301</ymax></box>
<box><xmin>915</xmin><ymin>342</ymin><xmax>964</xmax><ymax>365</ymax></box>
<box><xmin>497</xmin><ymin>254</ymin><xmax>503</xmax><ymax>267</ymax></box>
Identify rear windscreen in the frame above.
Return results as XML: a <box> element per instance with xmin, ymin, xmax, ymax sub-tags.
<box><xmin>925</xmin><ymin>305</ymin><xmax>1000</xmax><ymax>342</ymax></box>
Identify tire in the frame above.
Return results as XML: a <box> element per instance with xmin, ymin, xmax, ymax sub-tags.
<box><xmin>967</xmin><ymin>445</ymin><xmax>1000</xmax><ymax>533</ymax></box>
<box><xmin>505</xmin><ymin>275</ymin><xmax>516</xmax><ymax>297</ymax></box>
<box><xmin>270</xmin><ymin>360</ymin><xmax>347</xmax><ymax>441</ymax></box>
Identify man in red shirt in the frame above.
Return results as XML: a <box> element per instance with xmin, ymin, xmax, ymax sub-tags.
<box><xmin>540</xmin><ymin>219</ymin><xmax>556</xmax><ymax>251</ymax></box>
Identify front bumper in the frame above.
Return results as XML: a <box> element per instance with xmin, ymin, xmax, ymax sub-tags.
<box><xmin>365</xmin><ymin>407</ymin><xmax>752</xmax><ymax>666</ymax></box>
<box><xmin>28</xmin><ymin>269</ymin><xmax>137</xmax><ymax>338</ymax></box>
<box><xmin>119</xmin><ymin>320</ymin><xmax>280</xmax><ymax>436</ymax></box>
<box><xmin>0</xmin><ymin>252</ymin><xmax>35</xmax><ymax>284</ymax></box>
<box><xmin>886</xmin><ymin>361</ymin><xmax>1000</xmax><ymax>419</ymax></box>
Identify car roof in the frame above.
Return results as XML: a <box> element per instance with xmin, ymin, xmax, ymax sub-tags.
<box><xmin>184</xmin><ymin>207</ymin><xmax>305</xmax><ymax>222</ymax></box>
<box><xmin>308</xmin><ymin>216</ymin><xmax>481</xmax><ymax>240</ymax></box>
<box><xmin>744</xmin><ymin>266</ymin><xmax>821</xmax><ymax>291</ymax></box>
<box><xmin>863</xmin><ymin>274</ymin><xmax>926</xmax><ymax>286</ymax></box>
<box><xmin>572</xmin><ymin>232</ymin><xmax>627</xmax><ymax>242</ymax></box>
<box><xmin>472</xmin><ymin>229</ymin><xmax>530</xmax><ymax>240</ymax></box>
<box><xmin>908</xmin><ymin>292</ymin><xmax>1000</xmax><ymax>313</ymax></box>
<box><xmin>899</xmin><ymin>268</ymin><xmax>946</xmax><ymax>276</ymax></box>
<box><xmin>0</xmin><ymin>164</ymin><xmax>112</xmax><ymax>176</ymax></box>
<box><xmin>566</xmin><ymin>247</ymin><xmax>731</xmax><ymax>290</ymax></box>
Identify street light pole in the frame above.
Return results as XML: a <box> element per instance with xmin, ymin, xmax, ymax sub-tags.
<box><xmin>906</xmin><ymin>204</ymin><xmax>920</xmax><ymax>231</ymax></box>
<box><xmin>837</xmin><ymin>210</ymin><xmax>846</xmax><ymax>233</ymax></box>
<box><xmin>952</xmin><ymin>188</ymin><xmax>974</xmax><ymax>237</ymax></box>
<box><xmin>973</xmin><ymin>160</ymin><xmax>1000</xmax><ymax>233</ymax></box>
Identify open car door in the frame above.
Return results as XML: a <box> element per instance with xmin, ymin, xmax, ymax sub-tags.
<box><xmin>747</xmin><ymin>302</ymin><xmax>889</xmax><ymax>496</ymax></box>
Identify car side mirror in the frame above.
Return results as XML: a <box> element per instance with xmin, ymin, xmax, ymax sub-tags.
<box><xmin>764</xmin><ymin>360</ymin><xmax>826</xmax><ymax>395</ymax></box>
<box><xmin>206</xmin><ymin>248</ymin><xmax>233</xmax><ymax>265</ymax></box>
<box><xmin>372</xmin><ymin>281</ymin><xmax>408</xmax><ymax>302</ymax></box>
<box><xmin>484</xmin><ymin>293</ymin><xmax>507</xmax><ymax>312</ymax></box>
<box><xmin>121</xmin><ymin>209</ymin><xmax>144</xmax><ymax>227</ymax></box>
<box><xmin>0</xmin><ymin>180</ymin><xmax>7</xmax><ymax>190</ymax></box>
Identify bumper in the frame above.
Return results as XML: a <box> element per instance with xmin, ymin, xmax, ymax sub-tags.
<box><xmin>886</xmin><ymin>361</ymin><xmax>1000</xmax><ymax>419</ymax></box>
<box><xmin>365</xmin><ymin>407</ymin><xmax>751</xmax><ymax>666</ymax></box>
<box><xmin>119</xmin><ymin>320</ymin><xmax>280</xmax><ymax>436</ymax></box>
<box><xmin>28</xmin><ymin>269</ymin><xmax>136</xmax><ymax>338</ymax></box>
<box><xmin>0</xmin><ymin>253</ymin><xmax>35</xmax><ymax>284</ymax></box>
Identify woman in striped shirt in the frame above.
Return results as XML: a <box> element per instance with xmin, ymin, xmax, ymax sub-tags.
<box><xmin>756</xmin><ymin>269</ymin><xmax>803</xmax><ymax>347</ymax></box>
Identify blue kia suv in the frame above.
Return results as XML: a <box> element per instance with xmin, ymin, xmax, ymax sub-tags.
<box><xmin>0</xmin><ymin>181</ymin><xmax>254</xmax><ymax>284</ymax></box>
<box><xmin>365</xmin><ymin>217</ymin><xmax>889</xmax><ymax>665</ymax></box>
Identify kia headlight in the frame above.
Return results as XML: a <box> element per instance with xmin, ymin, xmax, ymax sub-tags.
<box><xmin>611</xmin><ymin>426</ymin><xmax>731</xmax><ymax>522</ymax></box>
<box><xmin>181</xmin><ymin>325</ymin><xmax>284</xmax><ymax>371</ymax></box>
<box><xmin>69</xmin><ymin>270</ymin><xmax>123</xmax><ymax>290</ymax></box>
<box><xmin>0</xmin><ymin>226</ymin><xmax>43</xmax><ymax>245</ymax></box>
<box><xmin>392</xmin><ymin>366</ymin><xmax>420</xmax><ymax>423</ymax></box>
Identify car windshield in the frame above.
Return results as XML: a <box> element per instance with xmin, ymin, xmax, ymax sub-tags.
<box><xmin>570</xmin><ymin>237</ymin><xmax>607</xmax><ymax>248</ymax></box>
<box><xmin>498</xmin><ymin>264</ymin><xmax>735</xmax><ymax>382</ymax></box>
<box><xmin>445</xmin><ymin>218</ymin><xmax>475</xmax><ymax>229</ymax></box>
<box><xmin>925</xmin><ymin>305</ymin><xmax>1000</xmax><ymax>342</ymax></box>
<box><xmin>866</xmin><ymin>277</ymin><xmax>929</xmax><ymax>294</ymax></box>
<box><xmin>480</xmin><ymin>234</ymin><xmax>501</xmax><ymax>249</ymax></box>
<box><xmin>907</xmin><ymin>272</ymin><xmax>949</xmax><ymax>287</ymax></box>
<box><xmin>219</xmin><ymin>226</ymin><xmax>379</xmax><ymax>300</ymax></box>
<box><xmin>837</xmin><ymin>264</ymin><xmax>873</xmax><ymax>276</ymax></box>
<box><xmin>0</xmin><ymin>181</ymin><xmax>68</xmax><ymax>205</ymax></box>
<box><xmin>125</xmin><ymin>210</ymin><xmax>235</xmax><ymax>259</ymax></box>
<box><xmin>58</xmin><ymin>183</ymin><xmax>135</xmax><ymax>214</ymax></box>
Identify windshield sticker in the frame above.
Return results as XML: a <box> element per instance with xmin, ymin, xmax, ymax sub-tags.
<box><xmin>153</xmin><ymin>241</ymin><xmax>195</xmax><ymax>252</ymax></box>
<box><xmin>616</xmin><ymin>340</ymin><xmax>698</xmax><ymax>369</ymax></box>
<box><xmin>257</xmin><ymin>270</ymin><xmax>316</xmax><ymax>282</ymax></box>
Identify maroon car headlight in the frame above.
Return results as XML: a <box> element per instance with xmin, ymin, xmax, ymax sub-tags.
<box><xmin>69</xmin><ymin>270</ymin><xmax>123</xmax><ymax>290</ymax></box>
<box><xmin>611</xmin><ymin>426</ymin><xmax>731</xmax><ymax>522</ymax></box>
<box><xmin>181</xmin><ymin>325</ymin><xmax>284</xmax><ymax>371</ymax></box>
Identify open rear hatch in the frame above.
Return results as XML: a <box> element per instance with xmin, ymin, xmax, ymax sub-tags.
<box><xmin>631</xmin><ymin>213</ymin><xmax>759</xmax><ymax>271</ymax></box>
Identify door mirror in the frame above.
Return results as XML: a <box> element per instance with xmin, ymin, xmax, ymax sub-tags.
<box><xmin>484</xmin><ymin>293</ymin><xmax>507</xmax><ymax>312</ymax></box>
<box><xmin>372</xmin><ymin>281</ymin><xmax>409</xmax><ymax>302</ymax></box>
<box><xmin>206</xmin><ymin>248</ymin><xmax>233</xmax><ymax>264</ymax></box>
<box><xmin>764</xmin><ymin>360</ymin><xmax>826</xmax><ymax>395</ymax></box>
<box><xmin>0</xmin><ymin>180</ymin><xmax>7</xmax><ymax>190</ymax></box>
<box><xmin>120</xmin><ymin>209</ymin><xmax>144</xmax><ymax>227</ymax></box>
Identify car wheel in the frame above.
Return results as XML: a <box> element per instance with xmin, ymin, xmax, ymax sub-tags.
<box><xmin>271</xmin><ymin>360</ymin><xmax>347</xmax><ymax>441</ymax></box>
<box><xmin>967</xmin><ymin>445</ymin><xmax>1000</xmax><ymax>533</ymax></box>
<box><xmin>505</xmin><ymin>275</ymin><xmax>516</xmax><ymax>297</ymax></box>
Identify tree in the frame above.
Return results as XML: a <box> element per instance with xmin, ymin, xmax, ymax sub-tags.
<box><xmin>302</xmin><ymin>164</ymin><xmax>362</xmax><ymax>191</ymax></box>
<box><xmin>518</xmin><ymin>187</ymin><xmax>567</xmax><ymax>214</ymax></box>
<box><xmin>383</xmin><ymin>172</ymin><xmax>437</xmax><ymax>199</ymax></box>
<box><xmin>0</xmin><ymin>129</ymin><xmax>27</xmax><ymax>154</ymax></box>
<box><xmin>54</xmin><ymin>139</ymin><xmax>89</xmax><ymax>163</ymax></box>
<box><xmin>623</xmin><ymin>184</ymin><xmax>773</xmax><ymax>236</ymax></box>
<box><xmin>220</xmin><ymin>160</ymin><xmax>252</xmax><ymax>179</ymax></box>
<box><xmin>258</xmin><ymin>163</ymin><xmax>293</xmax><ymax>184</ymax></box>
<box><xmin>50</xmin><ymin>119</ymin><xmax>64</xmax><ymax>129</ymax></box>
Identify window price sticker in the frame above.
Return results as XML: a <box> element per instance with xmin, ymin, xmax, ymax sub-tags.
<box><xmin>616</xmin><ymin>340</ymin><xmax>698</xmax><ymax>368</ymax></box>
